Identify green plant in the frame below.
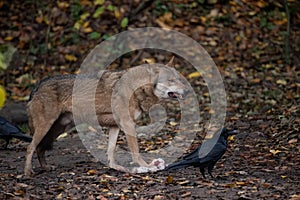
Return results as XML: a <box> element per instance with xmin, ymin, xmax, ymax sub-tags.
<box><xmin>71</xmin><ymin>0</ymin><xmax>84</xmax><ymax>21</ymax></box>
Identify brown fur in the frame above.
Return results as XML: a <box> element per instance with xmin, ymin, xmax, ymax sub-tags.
<box><xmin>25</xmin><ymin>61</ymin><xmax>188</xmax><ymax>176</ymax></box>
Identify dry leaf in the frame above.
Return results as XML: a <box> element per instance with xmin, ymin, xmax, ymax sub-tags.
<box><xmin>269</xmin><ymin>149</ymin><xmax>282</xmax><ymax>155</ymax></box>
<box><xmin>276</xmin><ymin>79</ymin><xmax>287</xmax><ymax>86</ymax></box>
<box><xmin>251</xmin><ymin>78</ymin><xmax>261</xmax><ymax>83</ymax></box>
<box><xmin>65</xmin><ymin>54</ymin><xmax>77</xmax><ymax>62</ymax></box>
<box><xmin>4</xmin><ymin>36</ymin><xmax>13</xmax><ymax>41</ymax></box>
<box><xmin>188</xmin><ymin>71</ymin><xmax>202</xmax><ymax>79</ymax></box>
<box><xmin>288</xmin><ymin>138</ymin><xmax>298</xmax><ymax>144</ymax></box>
<box><xmin>166</xmin><ymin>175</ymin><xmax>174</xmax><ymax>184</ymax></box>
<box><xmin>169</xmin><ymin>121</ymin><xmax>178</xmax><ymax>126</ymax></box>
<box><xmin>87</xmin><ymin>169</ymin><xmax>97</xmax><ymax>175</ymax></box>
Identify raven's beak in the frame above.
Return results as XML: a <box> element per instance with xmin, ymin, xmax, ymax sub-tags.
<box><xmin>227</xmin><ymin>129</ymin><xmax>238</xmax><ymax>135</ymax></box>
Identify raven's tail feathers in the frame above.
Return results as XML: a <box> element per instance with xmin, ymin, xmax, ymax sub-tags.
<box><xmin>165</xmin><ymin>161</ymin><xmax>190</xmax><ymax>171</ymax></box>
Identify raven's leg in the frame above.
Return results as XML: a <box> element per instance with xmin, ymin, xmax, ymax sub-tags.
<box><xmin>207</xmin><ymin>164</ymin><xmax>215</xmax><ymax>178</ymax></box>
<box><xmin>5</xmin><ymin>138</ymin><xmax>9</xmax><ymax>149</ymax></box>
<box><xmin>200</xmin><ymin>167</ymin><xmax>206</xmax><ymax>178</ymax></box>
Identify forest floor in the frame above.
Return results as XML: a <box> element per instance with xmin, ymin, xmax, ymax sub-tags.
<box><xmin>0</xmin><ymin>0</ymin><xmax>299</xmax><ymax>199</ymax></box>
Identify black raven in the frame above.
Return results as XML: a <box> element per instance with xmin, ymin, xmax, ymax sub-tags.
<box><xmin>165</xmin><ymin>128</ymin><xmax>237</xmax><ymax>178</ymax></box>
<box><xmin>0</xmin><ymin>116</ymin><xmax>32</xmax><ymax>148</ymax></box>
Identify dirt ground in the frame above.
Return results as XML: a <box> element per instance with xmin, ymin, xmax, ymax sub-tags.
<box><xmin>0</xmin><ymin>0</ymin><xmax>299</xmax><ymax>199</ymax></box>
<box><xmin>0</xmin><ymin>128</ymin><xmax>299</xmax><ymax>200</ymax></box>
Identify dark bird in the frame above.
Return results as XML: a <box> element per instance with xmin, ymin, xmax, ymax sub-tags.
<box><xmin>165</xmin><ymin>128</ymin><xmax>237</xmax><ymax>178</ymax></box>
<box><xmin>0</xmin><ymin>116</ymin><xmax>32</xmax><ymax>148</ymax></box>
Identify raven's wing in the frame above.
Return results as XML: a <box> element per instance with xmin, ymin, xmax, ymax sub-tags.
<box><xmin>0</xmin><ymin>117</ymin><xmax>22</xmax><ymax>135</ymax></box>
<box><xmin>199</xmin><ymin>142</ymin><xmax>227</xmax><ymax>164</ymax></box>
<box><xmin>166</xmin><ymin>147</ymin><xmax>202</xmax><ymax>170</ymax></box>
<box><xmin>165</xmin><ymin>144</ymin><xmax>202</xmax><ymax>170</ymax></box>
<box><xmin>182</xmin><ymin>145</ymin><xmax>201</xmax><ymax>160</ymax></box>
<box><xmin>165</xmin><ymin>161</ymin><xmax>192</xmax><ymax>170</ymax></box>
<box><xmin>166</xmin><ymin>155</ymin><xmax>200</xmax><ymax>170</ymax></box>
<box><xmin>0</xmin><ymin>117</ymin><xmax>32</xmax><ymax>142</ymax></box>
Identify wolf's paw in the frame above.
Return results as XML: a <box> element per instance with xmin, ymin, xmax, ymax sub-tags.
<box><xmin>41</xmin><ymin>164</ymin><xmax>56</xmax><ymax>171</ymax></box>
<box><xmin>133</xmin><ymin>157</ymin><xmax>151</xmax><ymax>168</ymax></box>
<box><xmin>24</xmin><ymin>168</ymin><xmax>35</xmax><ymax>177</ymax></box>
<box><xmin>109</xmin><ymin>163</ymin><xmax>129</xmax><ymax>172</ymax></box>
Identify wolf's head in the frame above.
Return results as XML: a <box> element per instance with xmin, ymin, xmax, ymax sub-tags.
<box><xmin>148</xmin><ymin>57</ymin><xmax>189</xmax><ymax>100</ymax></box>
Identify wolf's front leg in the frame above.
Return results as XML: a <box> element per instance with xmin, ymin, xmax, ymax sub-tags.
<box><xmin>107</xmin><ymin>127</ymin><xmax>128</xmax><ymax>172</ymax></box>
<box><xmin>126</xmin><ymin>133</ymin><xmax>150</xmax><ymax>167</ymax></box>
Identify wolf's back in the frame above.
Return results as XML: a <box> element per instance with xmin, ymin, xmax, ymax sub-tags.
<box><xmin>29</xmin><ymin>74</ymin><xmax>77</xmax><ymax>101</ymax></box>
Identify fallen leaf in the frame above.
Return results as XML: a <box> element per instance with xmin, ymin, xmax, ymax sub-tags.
<box><xmin>177</xmin><ymin>180</ymin><xmax>190</xmax><ymax>185</ymax></box>
<box><xmin>14</xmin><ymin>189</ymin><xmax>25</xmax><ymax>196</ymax></box>
<box><xmin>228</xmin><ymin>135</ymin><xmax>235</xmax><ymax>141</ymax></box>
<box><xmin>93</xmin><ymin>6</ymin><xmax>104</xmax><ymax>18</ymax></box>
<box><xmin>57</xmin><ymin>132</ymin><xmax>68</xmax><ymax>139</ymax></box>
<box><xmin>114</xmin><ymin>9</ymin><xmax>121</xmax><ymax>19</ymax></box>
<box><xmin>256</xmin><ymin>0</ymin><xmax>267</xmax><ymax>8</ymax></box>
<box><xmin>188</xmin><ymin>71</ymin><xmax>202</xmax><ymax>79</ymax></box>
<box><xmin>35</xmin><ymin>16</ymin><xmax>43</xmax><ymax>24</ymax></box>
<box><xmin>83</xmin><ymin>27</ymin><xmax>93</xmax><ymax>33</ymax></box>
<box><xmin>251</xmin><ymin>78</ymin><xmax>261</xmax><ymax>83</ymax></box>
<box><xmin>225</xmin><ymin>183</ymin><xmax>235</xmax><ymax>188</ymax></box>
<box><xmin>88</xmin><ymin>126</ymin><xmax>97</xmax><ymax>132</ymax></box>
<box><xmin>290</xmin><ymin>194</ymin><xmax>300</xmax><ymax>200</ymax></box>
<box><xmin>169</xmin><ymin>121</ymin><xmax>178</xmax><ymax>126</ymax></box>
<box><xmin>121</xmin><ymin>17</ymin><xmax>129</xmax><ymax>28</ymax></box>
<box><xmin>57</xmin><ymin>1</ymin><xmax>69</xmax><ymax>10</ymax></box>
<box><xmin>235</xmin><ymin>181</ymin><xmax>247</xmax><ymax>185</ymax></box>
<box><xmin>270</xmin><ymin>149</ymin><xmax>282</xmax><ymax>155</ymax></box>
<box><xmin>288</xmin><ymin>138</ymin><xmax>298</xmax><ymax>144</ymax></box>
<box><xmin>181</xmin><ymin>191</ymin><xmax>191</xmax><ymax>198</ymax></box>
<box><xmin>209</xmin><ymin>40</ymin><xmax>217</xmax><ymax>46</ymax></box>
<box><xmin>80</xmin><ymin>12</ymin><xmax>90</xmax><ymax>20</ymax></box>
<box><xmin>65</xmin><ymin>54</ymin><xmax>77</xmax><ymax>62</ymax></box>
<box><xmin>16</xmin><ymin>183</ymin><xmax>29</xmax><ymax>188</ymax></box>
<box><xmin>153</xmin><ymin>195</ymin><xmax>164</xmax><ymax>200</ymax></box>
<box><xmin>87</xmin><ymin>169</ymin><xmax>97</xmax><ymax>175</ymax></box>
<box><xmin>4</xmin><ymin>36</ymin><xmax>13</xmax><ymax>41</ymax></box>
<box><xmin>94</xmin><ymin>0</ymin><xmax>105</xmax><ymax>5</ymax></box>
<box><xmin>0</xmin><ymin>85</ymin><xmax>6</xmax><ymax>108</ymax></box>
<box><xmin>276</xmin><ymin>79</ymin><xmax>287</xmax><ymax>86</ymax></box>
<box><xmin>83</xmin><ymin>21</ymin><xmax>90</xmax><ymax>28</ymax></box>
<box><xmin>166</xmin><ymin>175</ymin><xmax>173</xmax><ymax>184</ymax></box>
<box><xmin>74</xmin><ymin>20</ymin><xmax>82</xmax><ymax>30</ymax></box>
<box><xmin>155</xmin><ymin>19</ymin><xmax>172</xmax><ymax>29</ymax></box>
<box><xmin>56</xmin><ymin>193</ymin><xmax>63</xmax><ymax>199</ymax></box>
<box><xmin>89</xmin><ymin>32</ymin><xmax>101</xmax><ymax>40</ymax></box>
<box><xmin>142</xmin><ymin>58</ymin><xmax>155</xmax><ymax>64</ymax></box>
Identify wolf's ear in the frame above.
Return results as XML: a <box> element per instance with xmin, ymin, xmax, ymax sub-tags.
<box><xmin>166</xmin><ymin>56</ymin><xmax>175</xmax><ymax>67</ymax></box>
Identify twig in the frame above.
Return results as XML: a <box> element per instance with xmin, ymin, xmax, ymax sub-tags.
<box><xmin>283</xmin><ymin>0</ymin><xmax>291</xmax><ymax>64</ymax></box>
<box><xmin>130</xmin><ymin>50</ymin><xmax>144</xmax><ymax>66</ymax></box>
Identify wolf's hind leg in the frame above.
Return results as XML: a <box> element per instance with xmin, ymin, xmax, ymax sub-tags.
<box><xmin>36</xmin><ymin>113</ymin><xmax>74</xmax><ymax>171</ymax></box>
<box><xmin>25</xmin><ymin>124</ymin><xmax>54</xmax><ymax>176</ymax></box>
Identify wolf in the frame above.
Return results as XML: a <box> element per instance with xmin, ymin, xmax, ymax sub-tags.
<box><xmin>24</xmin><ymin>58</ymin><xmax>189</xmax><ymax>176</ymax></box>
